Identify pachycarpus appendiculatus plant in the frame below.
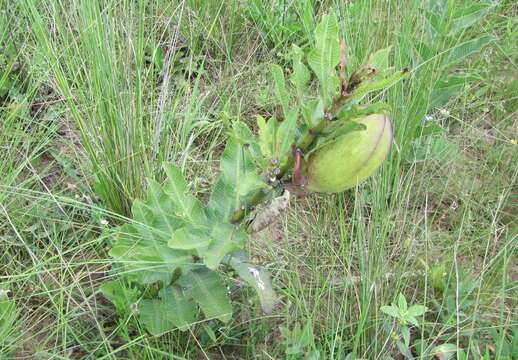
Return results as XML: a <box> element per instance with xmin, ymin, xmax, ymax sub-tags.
<box><xmin>102</xmin><ymin>11</ymin><xmax>406</xmax><ymax>335</ymax></box>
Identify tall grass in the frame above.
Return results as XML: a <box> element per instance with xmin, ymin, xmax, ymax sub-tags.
<box><xmin>1</xmin><ymin>0</ymin><xmax>516</xmax><ymax>358</ymax></box>
<box><xmin>21</xmin><ymin>0</ymin><xmax>224</xmax><ymax>215</ymax></box>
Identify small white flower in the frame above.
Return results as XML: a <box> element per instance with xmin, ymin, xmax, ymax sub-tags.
<box><xmin>424</xmin><ymin>115</ymin><xmax>433</xmax><ymax>122</ymax></box>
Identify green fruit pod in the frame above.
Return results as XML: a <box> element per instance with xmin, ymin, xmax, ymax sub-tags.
<box><xmin>306</xmin><ymin>113</ymin><xmax>393</xmax><ymax>193</ymax></box>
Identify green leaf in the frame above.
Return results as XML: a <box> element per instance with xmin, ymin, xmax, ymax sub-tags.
<box><xmin>432</xmin><ymin>344</ymin><xmax>459</xmax><ymax>360</ymax></box>
<box><xmin>270</xmin><ymin>64</ymin><xmax>290</xmax><ymax>119</ymax></box>
<box><xmin>398</xmin><ymin>293</ymin><xmax>408</xmax><ymax>311</ymax></box>
<box><xmin>401</xmin><ymin>325</ymin><xmax>410</xmax><ymax>347</ymax></box>
<box><xmin>109</xmin><ymin>224</ymin><xmax>194</xmax><ymax>285</ymax></box>
<box><xmin>449</xmin><ymin>2</ymin><xmax>493</xmax><ymax>35</ymax></box>
<box><xmin>307</xmin><ymin>11</ymin><xmax>341</xmax><ymax>106</ymax></box>
<box><xmin>367</xmin><ymin>46</ymin><xmax>392</xmax><ymax>73</ymax></box>
<box><xmin>168</xmin><ymin>227</ymin><xmax>211</xmax><ymax>250</ymax></box>
<box><xmin>407</xmin><ymin>305</ymin><xmax>427</xmax><ymax>317</ymax></box>
<box><xmin>276</xmin><ymin>111</ymin><xmax>298</xmax><ymax>165</ymax></box>
<box><xmin>207</xmin><ymin>178</ymin><xmax>236</xmax><ymax>221</ymax></box>
<box><xmin>444</xmin><ymin>35</ymin><xmax>495</xmax><ymax>68</ymax></box>
<box><xmin>209</xmin><ymin>139</ymin><xmax>267</xmax><ymax>220</ymax></box>
<box><xmin>163</xmin><ymin>163</ymin><xmax>207</xmax><ymax>224</ymax></box>
<box><xmin>430</xmin><ymin>74</ymin><xmax>469</xmax><ymax>108</ymax></box>
<box><xmin>257</xmin><ymin>115</ymin><xmax>274</xmax><ymax>159</ymax></box>
<box><xmin>302</xmin><ymin>98</ymin><xmax>324</xmax><ymax>127</ymax></box>
<box><xmin>228</xmin><ymin>252</ymin><xmax>278</xmax><ymax>314</ymax></box>
<box><xmin>291</xmin><ymin>44</ymin><xmax>310</xmax><ymax>97</ymax></box>
<box><xmin>347</xmin><ymin>70</ymin><xmax>407</xmax><ymax>105</ymax></box>
<box><xmin>99</xmin><ymin>279</ymin><xmax>140</xmax><ymax>317</ymax></box>
<box><xmin>200</xmin><ymin>223</ymin><xmax>247</xmax><ymax>270</ymax></box>
<box><xmin>139</xmin><ymin>285</ymin><xmax>196</xmax><ymax>334</ymax></box>
<box><xmin>178</xmin><ymin>269</ymin><xmax>232</xmax><ymax>323</ymax></box>
<box><xmin>380</xmin><ymin>305</ymin><xmax>400</xmax><ymax>319</ymax></box>
<box><xmin>413</xmin><ymin>121</ymin><xmax>445</xmax><ymax>140</ymax></box>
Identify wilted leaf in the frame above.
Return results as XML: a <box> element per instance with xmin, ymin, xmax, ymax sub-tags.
<box><xmin>228</xmin><ymin>252</ymin><xmax>278</xmax><ymax>314</ymax></box>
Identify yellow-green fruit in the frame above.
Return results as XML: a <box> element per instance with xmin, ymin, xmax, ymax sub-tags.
<box><xmin>306</xmin><ymin>113</ymin><xmax>393</xmax><ymax>193</ymax></box>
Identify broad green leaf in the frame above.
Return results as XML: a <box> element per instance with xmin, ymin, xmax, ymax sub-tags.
<box><xmin>100</xmin><ymin>279</ymin><xmax>140</xmax><ymax>317</ymax></box>
<box><xmin>432</xmin><ymin>344</ymin><xmax>459</xmax><ymax>360</ymax></box>
<box><xmin>444</xmin><ymin>35</ymin><xmax>495</xmax><ymax>68</ymax></box>
<box><xmin>343</xmin><ymin>70</ymin><xmax>407</xmax><ymax>106</ymax></box>
<box><xmin>139</xmin><ymin>285</ymin><xmax>196</xmax><ymax>334</ymax></box>
<box><xmin>367</xmin><ymin>46</ymin><xmax>392</xmax><ymax>73</ymax></box>
<box><xmin>228</xmin><ymin>253</ymin><xmax>277</xmax><ymax>314</ymax></box>
<box><xmin>209</xmin><ymin>139</ymin><xmax>267</xmax><ymax>220</ymax></box>
<box><xmin>397</xmin><ymin>293</ymin><xmax>407</xmax><ymax>311</ymax></box>
<box><xmin>200</xmin><ymin>223</ymin><xmax>247</xmax><ymax>270</ymax></box>
<box><xmin>430</xmin><ymin>74</ymin><xmax>470</xmax><ymax>108</ymax></box>
<box><xmin>163</xmin><ymin>163</ymin><xmax>207</xmax><ymax>224</ymax></box>
<box><xmin>231</xmin><ymin>121</ymin><xmax>266</xmax><ymax>169</ymax></box>
<box><xmin>179</xmin><ymin>269</ymin><xmax>232</xmax><ymax>323</ymax></box>
<box><xmin>302</xmin><ymin>98</ymin><xmax>324</xmax><ymax>127</ymax></box>
<box><xmin>307</xmin><ymin>11</ymin><xmax>341</xmax><ymax>106</ymax></box>
<box><xmin>109</xmin><ymin>224</ymin><xmax>195</xmax><ymax>285</ymax></box>
<box><xmin>207</xmin><ymin>179</ymin><xmax>235</xmax><ymax>221</ymax></box>
<box><xmin>291</xmin><ymin>44</ymin><xmax>310</xmax><ymax>98</ymax></box>
<box><xmin>168</xmin><ymin>227</ymin><xmax>211</xmax><ymax>250</ymax></box>
<box><xmin>336</xmin><ymin>102</ymin><xmax>391</xmax><ymax>121</ymax></box>
<box><xmin>449</xmin><ymin>2</ymin><xmax>493</xmax><ymax>35</ymax></box>
<box><xmin>380</xmin><ymin>305</ymin><xmax>400</xmax><ymax>319</ymax></box>
<box><xmin>407</xmin><ymin>305</ymin><xmax>427</xmax><ymax>317</ymax></box>
<box><xmin>257</xmin><ymin>115</ymin><xmax>274</xmax><ymax>159</ymax></box>
<box><xmin>270</xmin><ymin>64</ymin><xmax>290</xmax><ymax>119</ymax></box>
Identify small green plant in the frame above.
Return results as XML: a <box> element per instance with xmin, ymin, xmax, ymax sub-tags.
<box><xmin>280</xmin><ymin>320</ymin><xmax>320</xmax><ymax>359</ymax></box>
<box><xmin>103</xmin><ymin>11</ymin><xmax>406</xmax><ymax>335</ymax></box>
<box><xmin>381</xmin><ymin>293</ymin><xmax>428</xmax><ymax>359</ymax></box>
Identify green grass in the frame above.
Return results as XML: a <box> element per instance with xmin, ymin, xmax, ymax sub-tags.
<box><xmin>1</xmin><ymin>0</ymin><xmax>517</xmax><ymax>358</ymax></box>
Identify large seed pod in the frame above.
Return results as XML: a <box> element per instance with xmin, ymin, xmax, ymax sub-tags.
<box><xmin>306</xmin><ymin>113</ymin><xmax>393</xmax><ymax>193</ymax></box>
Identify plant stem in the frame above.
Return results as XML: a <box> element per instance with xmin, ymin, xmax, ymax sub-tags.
<box><xmin>230</xmin><ymin>96</ymin><xmax>345</xmax><ymax>224</ymax></box>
